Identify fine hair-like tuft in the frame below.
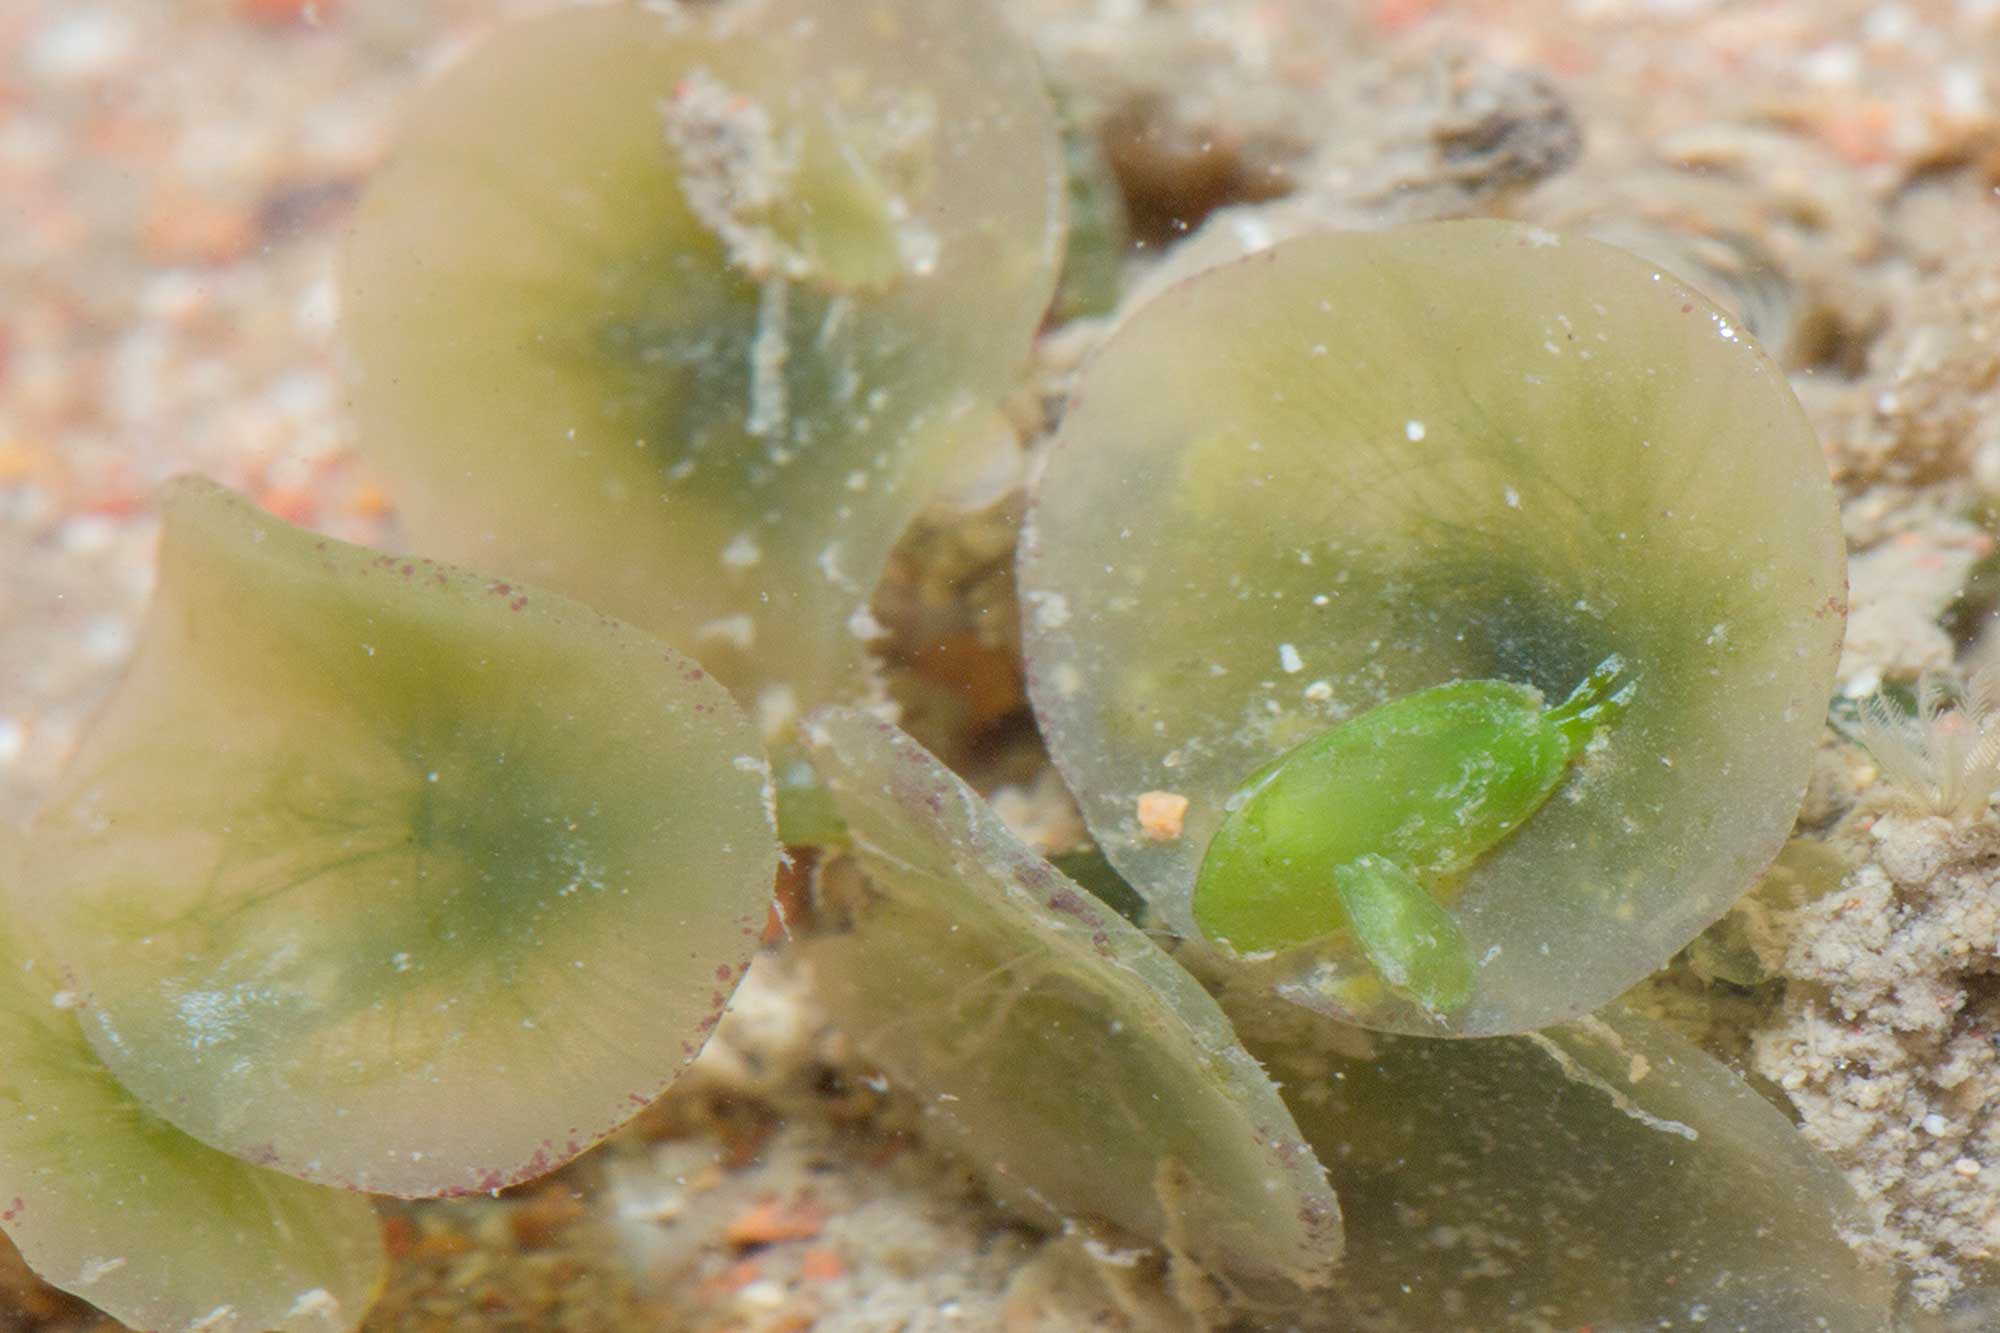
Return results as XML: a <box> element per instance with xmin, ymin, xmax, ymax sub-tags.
<box><xmin>1854</xmin><ymin>665</ymin><xmax>2000</xmax><ymax>824</ymax></box>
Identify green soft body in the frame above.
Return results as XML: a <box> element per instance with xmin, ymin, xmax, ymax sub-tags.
<box><xmin>1193</xmin><ymin>679</ymin><xmax>1575</xmax><ymax>957</ymax></box>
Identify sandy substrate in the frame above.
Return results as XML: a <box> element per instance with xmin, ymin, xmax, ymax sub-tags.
<box><xmin>13</xmin><ymin>0</ymin><xmax>2000</xmax><ymax>1328</ymax></box>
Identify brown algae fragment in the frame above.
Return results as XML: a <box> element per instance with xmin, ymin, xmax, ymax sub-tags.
<box><xmin>796</xmin><ymin>707</ymin><xmax>1340</xmax><ymax>1299</ymax></box>
<box><xmin>1020</xmin><ymin>221</ymin><xmax>1846</xmax><ymax>1036</ymax></box>
<box><xmin>341</xmin><ymin>0</ymin><xmax>1063</xmax><ymax>736</ymax></box>
<box><xmin>1246</xmin><ymin>1003</ymin><xmax>1895</xmax><ymax>1330</ymax></box>
<box><xmin>0</xmin><ymin>884</ymin><xmax>382</xmax><ymax>1333</ymax></box>
<box><xmin>20</xmin><ymin>478</ymin><xmax>777</xmax><ymax>1197</ymax></box>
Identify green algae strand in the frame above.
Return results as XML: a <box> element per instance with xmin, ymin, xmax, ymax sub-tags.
<box><xmin>21</xmin><ymin>479</ymin><xmax>777</xmax><ymax>1197</ymax></box>
<box><xmin>1020</xmin><ymin>221</ymin><xmax>1846</xmax><ymax>1035</ymax></box>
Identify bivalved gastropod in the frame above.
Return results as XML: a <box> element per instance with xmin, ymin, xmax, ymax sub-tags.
<box><xmin>1195</xmin><ymin>656</ymin><xmax>1634</xmax><ymax>1012</ymax></box>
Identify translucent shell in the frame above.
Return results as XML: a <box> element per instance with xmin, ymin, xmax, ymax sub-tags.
<box><xmin>1020</xmin><ymin>221</ymin><xmax>1845</xmax><ymax>1036</ymax></box>
<box><xmin>342</xmin><ymin>0</ymin><xmax>1063</xmax><ymax>733</ymax></box>
<box><xmin>797</xmin><ymin>708</ymin><xmax>1341</xmax><ymax>1294</ymax></box>
<box><xmin>20</xmin><ymin>479</ymin><xmax>777</xmax><ymax>1197</ymax></box>
<box><xmin>0</xmin><ymin>896</ymin><xmax>383</xmax><ymax>1333</ymax></box>
<box><xmin>1251</xmin><ymin>1005</ymin><xmax>1895</xmax><ymax>1330</ymax></box>
<box><xmin>1195</xmin><ymin>659</ymin><xmax>1632</xmax><ymax>1012</ymax></box>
